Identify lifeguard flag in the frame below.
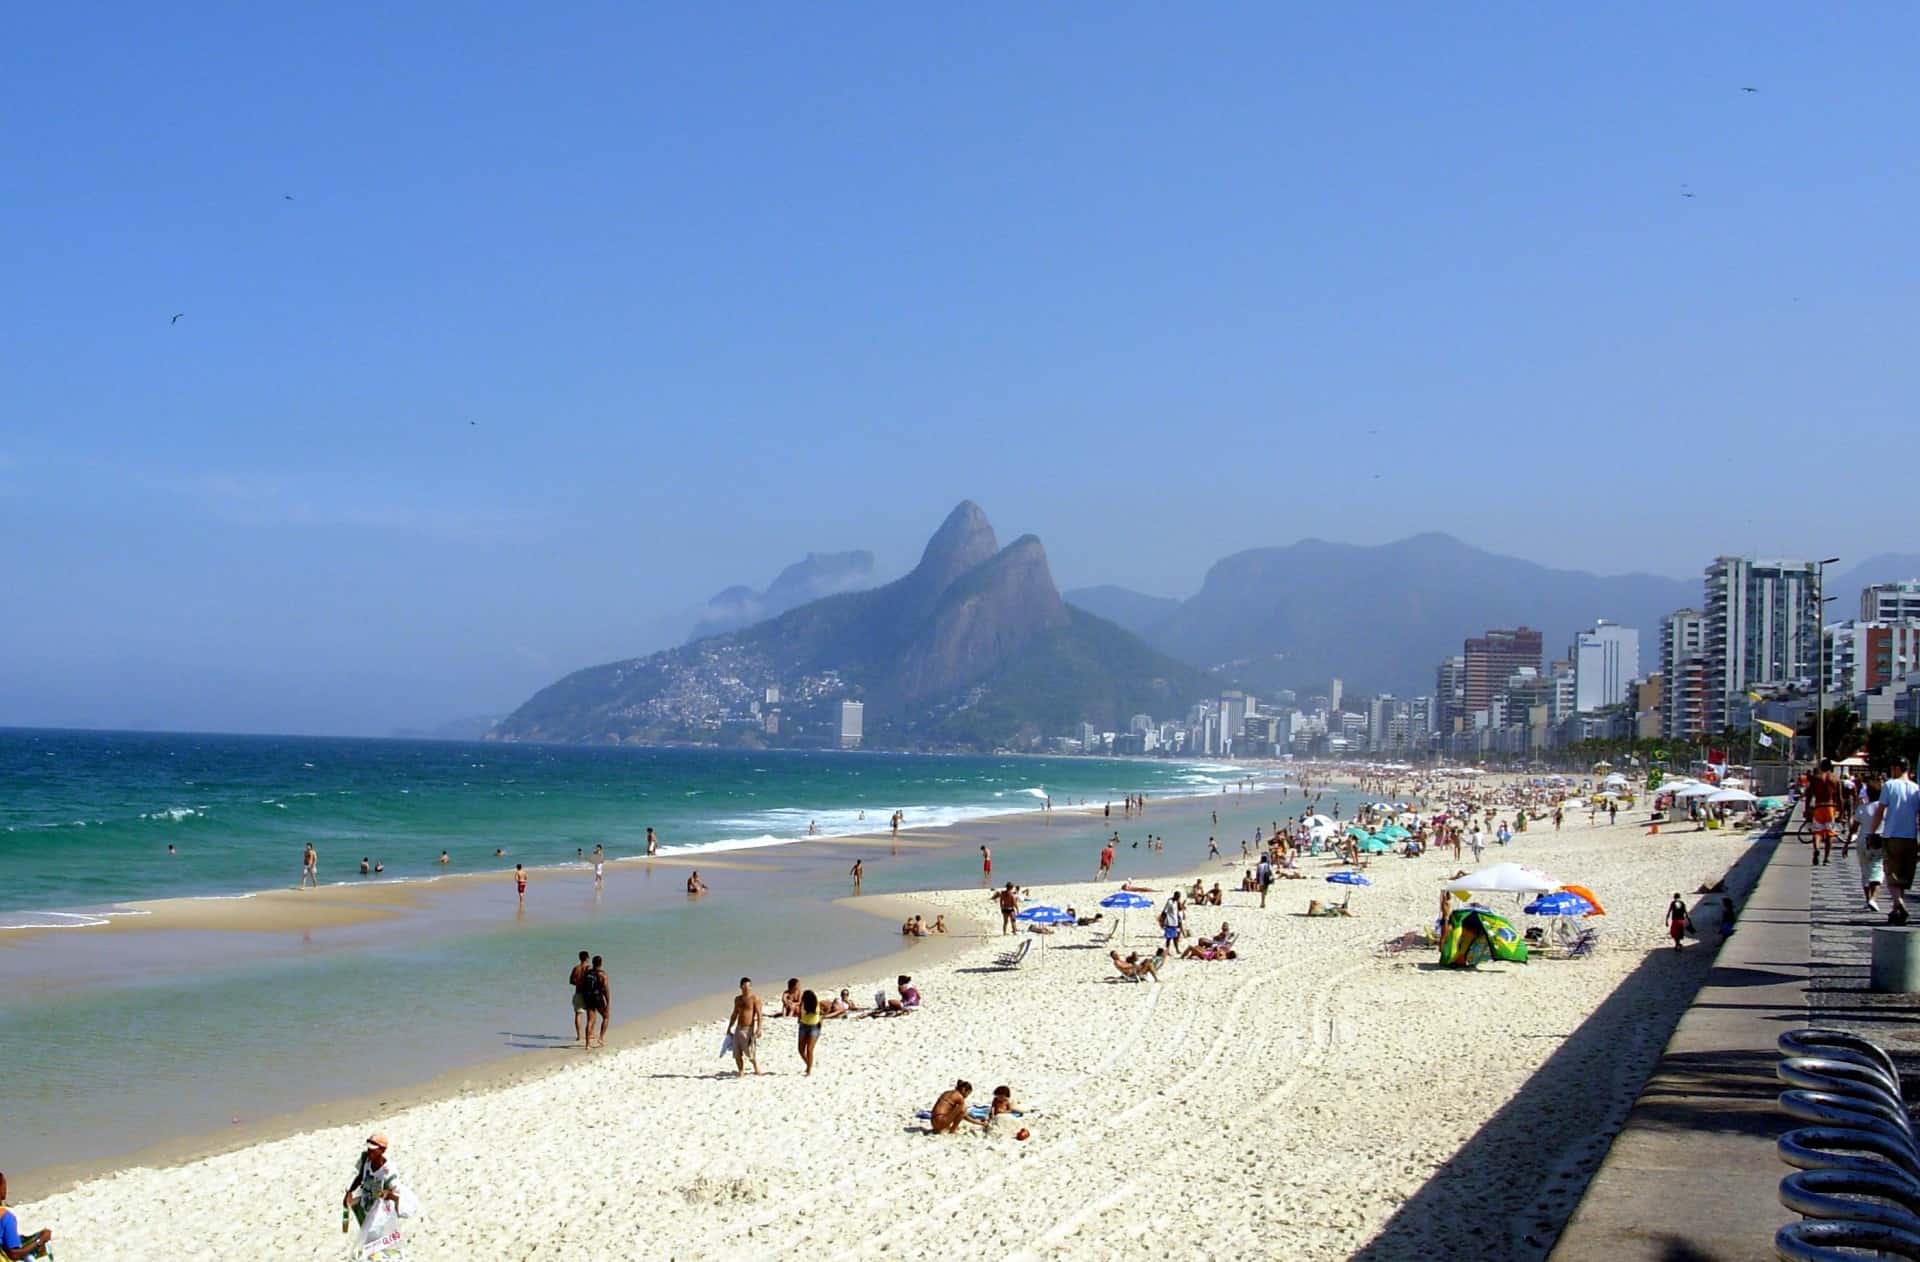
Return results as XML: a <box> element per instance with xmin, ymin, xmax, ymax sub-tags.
<box><xmin>1759</xmin><ymin>732</ymin><xmax>1775</xmax><ymax>748</ymax></box>
<box><xmin>1709</xmin><ymin>747</ymin><xmax>1727</xmax><ymax>765</ymax></box>
<box><xmin>1747</xmin><ymin>690</ymin><xmax>1764</xmax><ymax>703</ymax></box>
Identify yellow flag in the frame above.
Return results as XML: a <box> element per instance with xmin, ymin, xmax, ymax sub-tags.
<box><xmin>1756</xmin><ymin>719</ymin><xmax>1796</xmax><ymax>739</ymax></box>
<box><xmin>1746</xmin><ymin>690</ymin><xmax>1764</xmax><ymax>703</ymax></box>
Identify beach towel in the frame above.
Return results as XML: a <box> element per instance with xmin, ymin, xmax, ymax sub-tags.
<box><xmin>914</xmin><ymin>1106</ymin><xmax>1024</xmax><ymax>1121</ymax></box>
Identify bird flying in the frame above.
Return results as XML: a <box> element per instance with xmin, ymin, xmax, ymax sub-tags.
<box><xmin>1742</xmin><ymin>86</ymin><xmax>1758</xmax><ymax>93</ymax></box>
<box><xmin>170</xmin><ymin>313</ymin><xmax>184</xmax><ymax>324</ymax></box>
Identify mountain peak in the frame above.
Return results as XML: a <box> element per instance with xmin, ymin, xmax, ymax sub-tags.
<box><xmin>910</xmin><ymin>500</ymin><xmax>999</xmax><ymax>595</ymax></box>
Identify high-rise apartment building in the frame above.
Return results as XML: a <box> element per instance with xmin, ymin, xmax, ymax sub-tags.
<box><xmin>1329</xmin><ymin>678</ymin><xmax>1344</xmax><ymax>714</ymax></box>
<box><xmin>1572</xmin><ymin>620</ymin><xmax>1640</xmax><ymax>712</ymax></box>
<box><xmin>1703</xmin><ymin>557</ymin><xmax>1820</xmax><ymax>730</ymax></box>
<box><xmin>1825</xmin><ymin>621</ymin><xmax>1920</xmax><ymax>698</ymax></box>
<box><xmin>1435</xmin><ymin>656</ymin><xmax>1466</xmax><ymax>732</ymax></box>
<box><xmin>1463</xmin><ymin>627</ymin><xmax>1544</xmax><ymax>717</ymax></box>
<box><xmin>1862</xmin><ymin>581</ymin><xmax>1920</xmax><ymax>623</ymax></box>
<box><xmin>1660</xmin><ymin>608</ymin><xmax>1707</xmax><ymax>742</ymax></box>
<box><xmin>838</xmin><ymin>700</ymin><xmax>863</xmax><ymax>750</ymax></box>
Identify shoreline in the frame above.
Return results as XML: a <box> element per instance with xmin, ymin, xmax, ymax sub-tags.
<box><xmin>9</xmin><ymin>887</ymin><xmax>981</xmax><ymax>1201</ymax></box>
<box><xmin>4</xmin><ymin>783</ymin><xmax>1302</xmax><ymax>1198</ymax></box>
<box><xmin>0</xmin><ymin>772</ymin><xmax>1288</xmax><ymax>939</ymax></box>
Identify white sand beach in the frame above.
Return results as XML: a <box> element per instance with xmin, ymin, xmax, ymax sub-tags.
<box><xmin>21</xmin><ymin>806</ymin><xmax>1761</xmax><ymax>1260</ymax></box>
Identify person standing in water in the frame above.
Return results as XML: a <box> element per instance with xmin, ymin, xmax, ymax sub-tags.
<box><xmin>849</xmin><ymin>859</ymin><xmax>864</xmax><ymax>890</ymax></box>
<box><xmin>980</xmin><ymin>845</ymin><xmax>992</xmax><ymax>879</ymax></box>
<box><xmin>645</xmin><ymin>827</ymin><xmax>659</xmax><ymax>857</ymax></box>
<box><xmin>301</xmin><ymin>842</ymin><xmax>319</xmax><ymax>890</ymax></box>
<box><xmin>514</xmin><ymin>864</ymin><xmax>527</xmax><ymax>905</ymax></box>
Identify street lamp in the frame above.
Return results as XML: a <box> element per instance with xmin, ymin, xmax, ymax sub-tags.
<box><xmin>1816</xmin><ymin>556</ymin><xmax>1841</xmax><ymax>763</ymax></box>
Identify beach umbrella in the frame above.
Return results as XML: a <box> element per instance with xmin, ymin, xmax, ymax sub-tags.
<box><xmin>1672</xmin><ymin>784</ymin><xmax>1718</xmax><ymax>799</ymax></box>
<box><xmin>1524</xmin><ymin>891</ymin><xmax>1596</xmax><ymax>917</ymax></box>
<box><xmin>1707</xmin><ymin>788</ymin><xmax>1757</xmax><ymax>805</ymax></box>
<box><xmin>1326</xmin><ymin>870</ymin><xmax>1371</xmax><ymax>887</ymax></box>
<box><xmin>1558</xmin><ymin>883</ymin><xmax>1606</xmax><ymax>915</ymax></box>
<box><xmin>1304</xmin><ymin>814</ymin><xmax>1333</xmax><ymax>828</ymax></box>
<box><xmin>1015</xmin><ymin>904</ymin><xmax>1074</xmax><ymax>952</ymax></box>
<box><xmin>1099</xmin><ymin>891</ymin><xmax>1152</xmax><ymax>941</ymax></box>
<box><xmin>1442</xmin><ymin>863</ymin><xmax>1558</xmax><ymax>895</ymax></box>
<box><xmin>1357</xmin><ymin>835</ymin><xmax>1391</xmax><ymax>854</ymax></box>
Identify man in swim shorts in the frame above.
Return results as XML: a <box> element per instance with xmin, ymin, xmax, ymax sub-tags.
<box><xmin>728</xmin><ymin>977</ymin><xmax>762</xmax><ymax>1077</ymax></box>
<box><xmin>1808</xmin><ymin>758</ymin><xmax>1843</xmax><ymax>865</ymax></box>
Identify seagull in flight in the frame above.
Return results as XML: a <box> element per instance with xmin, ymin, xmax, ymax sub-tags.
<box><xmin>1742</xmin><ymin>86</ymin><xmax>1759</xmax><ymax>93</ymax></box>
<box><xmin>170</xmin><ymin>313</ymin><xmax>184</xmax><ymax>324</ymax></box>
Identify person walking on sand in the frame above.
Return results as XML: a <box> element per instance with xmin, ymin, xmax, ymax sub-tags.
<box><xmin>300</xmin><ymin>842</ymin><xmax>319</xmax><ymax>890</ymax></box>
<box><xmin>796</xmin><ymin>989</ymin><xmax>822</xmax><ymax>1076</ymax></box>
<box><xmin>581</xmin><ymin>954</ymin><xmax>610</xmax><ymax>1048</ymax></box>
<box><xmin>1869</xmin><ymin>758</ymin><xmax>1920</xmax><ymax>926</ymax></box>
<box><xmin>568</xmin><ymin>949</ymin><xmax>592</xmax><ymax>1044</ymax></box>
<box><xmin>341</xmin><ymin>1132</ymin><xmax>401</xmax><ymax>1233</ymax></box>
<box><xmin>514</xmin><ymin>863</ymin><xmax>527</xmax><ymax>904</ymax></box>
<box><xmin>1256</xmin><ymin>854</ymin><xmax>1274</xmax><ymax>908</ymax></box>
<box><xmin>993</xmin><ymin>882</ymin><xmax>1020</xmax><ymax>934</ymax></box>
<box><xmin>850</xmin><ymin>859</ymin><xmax>863</xmax><ymax>890</ymax></box>
<box><xmin>1098</xmin><ymin>840</ymin><xmax>1114</xmax><ymax>880</ymax></box>
<box><xmin>0</xmin><ymin>1172</ymin><xmax>52</xmax><ymax>1262</ymax></box>
<box><xmin>1666</xmin><ymin>894</ymin><xmax>1691</xmax><ymax>950</ymax></box>
<box><xmin>728</xmin><ymin>978</ymin><xmax>762</xmax><ymax>1077</ymax></box>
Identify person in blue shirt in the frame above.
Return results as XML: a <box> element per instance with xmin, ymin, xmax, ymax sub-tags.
<box><xmin>0</xmin><ymin>1172</ymin><xmax>52</xmax><ymax>1260</ymax></box>
<box><xmin>1870</xmin><ymin>757</ymin><xmax>1920</xmax><ymax>927</ymax></box>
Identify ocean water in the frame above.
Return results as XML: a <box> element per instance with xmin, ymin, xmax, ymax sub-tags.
<box><xmin>0</xmin><ymin>729</ymin><xmax>1259</xmax><ymax>918</ymax></box>
<box><xmin>0</xmin><ymin>729</ymin><xmax>1326</xmax><ymax>1182</ymax></box>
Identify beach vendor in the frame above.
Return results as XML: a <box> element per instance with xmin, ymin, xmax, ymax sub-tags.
<box><xmin>0</xmin><ymin>1173</ymin><xmax>52</xmax><ymax>1261</ymax></box>
<box><xmin>343</xmin><ymin>1133</ymin><xmax>403</xmax><ymax>1232</ymax></box>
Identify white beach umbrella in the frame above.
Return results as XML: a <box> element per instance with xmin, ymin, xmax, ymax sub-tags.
<box><xmin>1707</xmin><ymin>788</ymin><xmax>1758</xmax><ymax>804</ymax></box>
<box><xmin>1442</xmin><ymin>863</ymin><xmax>1559</xmax><ymax>895</ymax></box>
<box><xmin>1673</xmin><ymin>784</ymin><xmax>1719</xmax><ymax>799</ymax></box>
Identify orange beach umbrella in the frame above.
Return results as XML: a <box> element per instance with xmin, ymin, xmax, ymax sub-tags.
<box><xmin>1558</xmin><ymin>884</ymin><xmax>1605</xmax><ymax>915</ymax></box>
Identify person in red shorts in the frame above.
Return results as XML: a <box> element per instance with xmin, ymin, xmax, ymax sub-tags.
<box><xmin>1808</xmin><ymin>758</ymin><xmax>1843</xmax><ymax>866</ymax></box>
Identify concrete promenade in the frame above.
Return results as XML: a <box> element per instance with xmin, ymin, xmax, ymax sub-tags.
<box><xmin>1554</xmin><ymin>811</ymin><xmax>1920</xmax><ymax>1260</ymax></box>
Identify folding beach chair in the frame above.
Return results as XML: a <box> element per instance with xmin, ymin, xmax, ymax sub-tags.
<box><xmin>994</xmin><ymin>938</ymin><xmax>1032</xmax><ymax>969</ymax></box>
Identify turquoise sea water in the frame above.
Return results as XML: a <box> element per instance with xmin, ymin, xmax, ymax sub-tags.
<box><xmin>0</xmin><ymin>730</ymin><xmax>1333</xmax><ymax>1183</ymax></box>
<box><xmin>0</xmin><ymin>729</ymin><xmax>1257</xmax><ymax>917</ymax></box>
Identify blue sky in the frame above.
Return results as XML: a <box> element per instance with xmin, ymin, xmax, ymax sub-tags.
<box><xmin>3</xmin><ymin>4</ymin><xmax>1916</xmax><ymax>734</ymax></box>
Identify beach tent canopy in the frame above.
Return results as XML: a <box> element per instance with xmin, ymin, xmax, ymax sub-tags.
<box><xmin>1443</xmin><ymin>863</ymin><xmax>1558</xmax><ymax>895</ymax></box>
<box><xmin>1706</xmin><ymin>788</ymin><xmax>1758</xmax><ymax>804</ymax></box>
<box><xmin>1438</xmin><ymin>907</ymin><xmax>1528</xmax><ymax>968</ymax></box>
<box><xmin>1835</xmin><ymin>756</ymin><xmax>1868</xmax><ymax>768</ymax></box>
<box><xmin>1672</xmin><ymin>783</ymin><xmax>1719</xmax><ymax>799</ymax></box>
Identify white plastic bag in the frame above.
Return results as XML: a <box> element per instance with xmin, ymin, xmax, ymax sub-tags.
<box><xmin>353</xmin><ymin>1192</ymin><xmax>415</xmax><ymax>1261</ymax></box>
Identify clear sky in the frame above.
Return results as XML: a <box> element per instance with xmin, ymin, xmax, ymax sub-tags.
<box><xmin>3</xmin><ymin>4</ymin><xmax>1916</xmax><ymax>734</ymax></box>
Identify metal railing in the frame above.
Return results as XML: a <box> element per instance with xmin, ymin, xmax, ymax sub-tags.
<box><xmin>1776</xmin><ymin>1027</ymin><xmax>1920</xmax><ymax>1258</ymax></box>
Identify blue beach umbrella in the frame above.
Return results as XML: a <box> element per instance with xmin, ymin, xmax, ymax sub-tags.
<box><xmin>1523</xmin><ymin>891</ymin><xmax>1596</xmax><ymax>917</ymax></box>
<box><xmin>1098</xmin><ymin>890</ymin><xmax>1152</xmax><ymax>942</ymax></box>
<box><xmin>1015</xmin><ymin>903</ymin><xmax>1074</xmax><ymax>952</ymax></box>
<box><xmin>1326</xmin><ymin>870</ymin><xmax>1372</xmax><ymax>887</ymax></box>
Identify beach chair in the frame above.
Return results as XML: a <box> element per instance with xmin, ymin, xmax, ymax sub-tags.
<box><xmin>994</xmin><ymin>938</ymin><xmax>1032</xmax><ymax>969</ymax></box>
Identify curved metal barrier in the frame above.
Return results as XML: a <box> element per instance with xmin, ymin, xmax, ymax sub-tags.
<box><xmin>1777</xmin><ymin>1218</ymin><xmax>1920</xmax><ymax>1260</ymax></box>
<box><xmin>1780</xmin><ymin>1054</ymin><xmax>1909</xmax><ymax>1120</ymax></box>
<box><xmin>1780</xmin><ymin>1168</ymin><xmax>1920</xmax><ymax>1230</ymax></box>
<box><xmin>1777</xmin><ymin>1028</ymin><xmax>1920</xmax><ymax>1255</ymax></box>
<box><xmin>1781</xmin><ymin>1030</ymin><xmax>1903</xmax><ymax>1089</ymax></box>
<box><xmin>1780</xmin><ymin>1089</ymin><xmax>1918</xmax><ymax>1147</ymax></box>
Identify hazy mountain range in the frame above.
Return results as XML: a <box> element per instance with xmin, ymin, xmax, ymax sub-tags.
<box><xmin>494</xmin><ymin>503</ymin><xmax>1211</xmax><ymax>748</ymax></box>
<box><xmin>1067</xmin><ymin>541</ymin><xmax>1920</xmax><ymax>699</ymax></box>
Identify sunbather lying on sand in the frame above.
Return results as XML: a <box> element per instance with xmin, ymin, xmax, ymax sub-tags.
<box><xmin>1182</xmin><ymin>941</ymin><xmax>1237</xmax><ymax>960</ymax></box>
<box><xmin>1119</xmin><ymin>882</ymin><xmax>1158</xmax><ymax>893</ymax></box>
